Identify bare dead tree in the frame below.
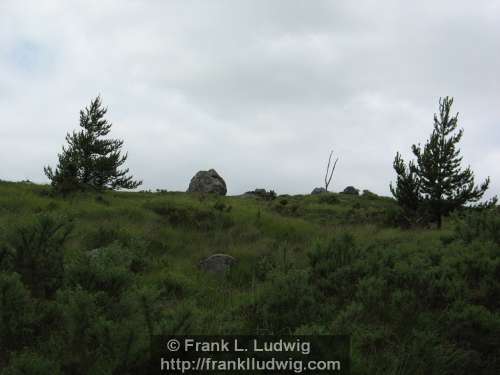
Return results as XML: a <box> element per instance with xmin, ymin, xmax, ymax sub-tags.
<box><xmin>324</xmin><ymin>150</ymin><xmax>339</xmax><ymax>192</ymax></box>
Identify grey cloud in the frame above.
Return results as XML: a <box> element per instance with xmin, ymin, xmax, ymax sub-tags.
<box><xmin>0</xmin><ymin>0</ymin><xmax>498</xmax><ymax>198</ymax></box>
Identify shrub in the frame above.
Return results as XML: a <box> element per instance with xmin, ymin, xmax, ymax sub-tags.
<box><xmin>213</xmin><ymin>201</ymin><xmax>232</xmax><ymax>212</ymax></box>
<box><xmin>273</xmin><ymin>202</ymin><xmax>302</xmax><ymax>217</ymax></box>
<box><xmin>156</xmin><ymin>270</ymin><xmax>190</xmax><ymax>300</ymax></box>
<box><xmin>66</xmin><ymin>242</ymin><xmax>134</xmax><ymax>297</ymax></box>
<box><xmin>454</xmin><ymin>209</ymin><xmax>500</xmax><ymax>245</ymax></box>
<box><xmin>2</xmin><ymin>351</ymin><xmax>61</xmax><ymax>375</ymax></box>
<box><xmin>0</xmin><ymin>243</ymin><xmax>15</xmax><ymax>271</ymax></box>
<box><xmin>254</xmin><ymin>253</ymin><xmax>278</xmax><ymax>281</ymax></box>
<box><xmin>55</xmin><ymin>287</ymin><xmax>140</xmax><ymax>374</ymax></box>
<box><xmin>317</xmin><ymin>193</ymin><xmax>340</xmax><ymax>205</ymax></box>
<box><xmin>145</xmin><ymin>203</ymin><xmax>234</xmax><ymax>231</ymax></box>
<box><xmin>6</xmin><ymin>214</ymin><xmax>72</xmax><ymax>298</ymax></box>
<box><xmin>83</xmin><ymin>224</ymin><xmax>120</xmax><ymax>249</ymax></box>
<box><xmin>0</xmin><ymin>272</ymin><xmax>34</xmax><ymax>351</ymax></box>
<box><xmin>444</xmin><ymin>302</ymin><xmax>500</xmax><ymax>373</ymax></box>
<box><xmin>308</xmin><ymin>233</ymin><xmax>362</xmax><ymax>303</ymax></box>
<box><xmin>253</xmin><ymin>269</ymin><xmax>316</xmax><ymax>334</ymax></box>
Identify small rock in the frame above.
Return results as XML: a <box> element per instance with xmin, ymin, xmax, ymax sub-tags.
<box><xmin>199</xmin><ymin>254</ymin><xmax>238</xmax><ymax>274</ymax></box>
<box><xmin>342</xmin><ymin>186</ymin><xmax>360</xmax><ymax>195</ymax></box>
<box><xmin>362</xmin><ymin>189</ymin><xmax>378</xmax><ymax>198</ymax></box>
<box><xmin>311</xmin><ymin>187</ymin><xmax>327</xmax><ymax>195</ymax></box>
<box><xmin>187</xmin><ymin>169</ymin><xmax>227</xmax><ymax>195</ymax></box>
<box><xmin>87</xmin><ymin>248</ymin><xmax>104</xmax><ymax>258</ymax></box>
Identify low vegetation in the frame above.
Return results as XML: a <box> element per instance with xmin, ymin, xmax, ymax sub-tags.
<box><xmin>0</xmin><ymin>180</ymin><xmax>499</xmax><ymax>374</ymax></box>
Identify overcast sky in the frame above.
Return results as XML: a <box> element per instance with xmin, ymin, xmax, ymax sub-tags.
<box><xmin>0</xmin><ymin>0</ymin><xmax>499</xmax><ymax>197</ymax></box>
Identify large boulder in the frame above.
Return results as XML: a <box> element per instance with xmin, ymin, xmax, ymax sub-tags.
<box><xmin>187</xmin><ymin>169</ymin><xmax>227</xmax><ymax>195</ymax></box>
<box><xmin>311</xmin><ymin>187</ymin><xmax>327</xmax><ymax>195</ymax></box>
<box><xmin>342</xmin><ymin>186</ymin><xmax>360</xmax><ymax>195</ymax></box>
<box><xmin>199</xmin><ymin>254</ymin><xmax>237</xmax><ymax>274</ymax></box>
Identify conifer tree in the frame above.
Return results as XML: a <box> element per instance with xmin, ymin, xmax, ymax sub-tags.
<box><xmin>44</xmin><ymin>96</ymin><xmax>142</xmax><ymax>193</ymax></box>
<box><xmin>390</xmin><ymin>152</ymin><xmax>422</xmax><ymax>224</ymax></box>
<box><xmin>391</xmin><ymin>97</ymin><xmax>494</xmax><ymax>228</ymax></box>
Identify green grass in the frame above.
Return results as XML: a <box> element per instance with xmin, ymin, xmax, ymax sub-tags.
<box><xmin>0</xmin><ymin>180</ymin><xmax>499</xmax><ymax>374</ymax></box>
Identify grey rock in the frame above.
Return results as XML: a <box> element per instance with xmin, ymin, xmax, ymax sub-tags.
<box><xmin>243</xmin><ymin>188</ymin><xmax>277</xmax><ymax>200</ymax></box>
<box><xmin>362</xmin><ymin>189</ymin><xmax>378</xmax><ymax>198</ymax></box>
<box><xmin>88</xmin><ymin>248</ymin><xmax>104</xmax><ymax>258</ymax></box>
<box><xmin>311</xmin><ymin>187</ymin><xmax>327</xmax><ymax>195</ymax></box>
<box><xmin>187</xmin><ymin>169</ymin><xmax>227</xmax><ymax>195</ymax></box>
<box><xmin>199</xmin><ymin>254</ymin><xmax>237</xmax><ymax>273</ymax></box>
<box><xmin>342</xmin><ymin>186</ymin><xmax>360</xmax><ymax>195</ymax></box>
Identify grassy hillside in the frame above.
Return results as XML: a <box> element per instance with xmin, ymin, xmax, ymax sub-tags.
<box><xmin>0</xmin><ymin>181</ymin><xmax>499</xmax><ymax>374</ymax></box>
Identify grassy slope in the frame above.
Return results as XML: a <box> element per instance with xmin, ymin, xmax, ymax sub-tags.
<box><xmin>1</xmin><ymin>180</ymin><xmax>498</xmax><ymax>374</ymax></box>
<box><xmin>0</xmin><ymin>180</ymin><xmax>416</xmax><ymax>285</ymax></box>
<box><xmin>0</xmin><ymin>181</ymin><xmax>428</xmax><ymax>328</ymax></box>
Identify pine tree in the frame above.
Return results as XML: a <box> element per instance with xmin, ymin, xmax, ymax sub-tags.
<box><xmin>391</xmin><ymin>97</ymin><xmax>494</xmax><ymax>228</ymax></box>
<box><xmin>44</xmin><ymin>96</ymin><xmax>142</xmax><ymax>193</ymax></box>
<box><xmin>389</xmin><ymin>152</ymin><xmax>423</xmax><ymax>225</ymax></box>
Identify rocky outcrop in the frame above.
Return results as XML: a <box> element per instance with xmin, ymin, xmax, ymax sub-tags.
<box><xmin>199</xmin><ymin>254</ymin><xmax>237</xmax><ymax>274</ymax></box>
<box><xmin>342</xmin><ymin>186</ymin><xmax>360</xmax><ymax>195</ymax></box>
<box><xmin>311</xmin><ymin>187</ymin><xmax>327</xmax><ymax>195</ymax></box>
<box><xmin>362</xmin><ymin>189</ymin><xmax>378</xmax><ymax>198</ymax></box>
<box><xmin>243</xmin><ymin>189</ymin><xmax>277</xmax><ymax>200</ymax></box>
<box><xmin>187</xmin><ymin>169</ymin><xmax>227</xmax><ymax>195</ymax></box>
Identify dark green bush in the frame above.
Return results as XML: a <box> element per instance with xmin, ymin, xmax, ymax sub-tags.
<box><xmin>0</xmin><ymin>244</ymin><xmax>15</xmax><ymax>271</ymax></box>
<box><xmin>66</xmin><ymin>242</ymin><xmax>134</xmax><ymax>297</ymax></box>
<box><xmin>54</xmin><ymin>287</ymin><xmax>148</xmax><ymax>374</ymax></box>
<box><xmin>1</xmin><ymin>351</ymin><xmax>61</xmax><ymax>375</ymax></box>
<box><xmin>0</xmin><ymin>272</ymin><xmax>34</xmax><ymax>351</ymax></box>
<box><xmin>83</xmin><ymin>223</ymin><xmax>121</xmax><ymax>249</ymax></box>
<box><xmin>254</xmin><ymin>253</ymin><xmax>278</xmax><ymax>281</ymax></box>
<box><xmin>318</xmin><ymin>193</ymin><xmax>340</xmax><ymax>205</ymax></box>
<box><xmin>213</xmin><ymin>201</ymin><xmax>232</xmax><ymax>212</ymax></box>
<box><xmin>145</xmin><ymin>203</ymin><xmax>234</xmax><ymax>231</ymax></box>
<box><xmin>157</xmin><ymin>271</ymin><xmax>189</xmax><ymax>300</ymax></box>
<box><xmin>308</xmin><ymin>233</ymin><xmax>365</xmax><ymax>304</ymax></box>
<box><xmin>273</xmin><ymin>202</ymin><xmax>302</xmax><ymax>217</ymax></box>
<box><xmin>444</xmin><ymin>302</ymin><xmax>500</xmax><ymax>373</ymax></box>
<box><xmin>253</xmin><ymin>269</ymin><xmax>316</xmax><ymax>334</ymax></box>
<box><xmin>6</xmin><ymin>214</ymin><xmax>72</xmax><ymax>298</ymax></box>
<box><xmin>454</xmin><ymin>209</ymin><xmax>500</xmax><ymax>244</ymax></box>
